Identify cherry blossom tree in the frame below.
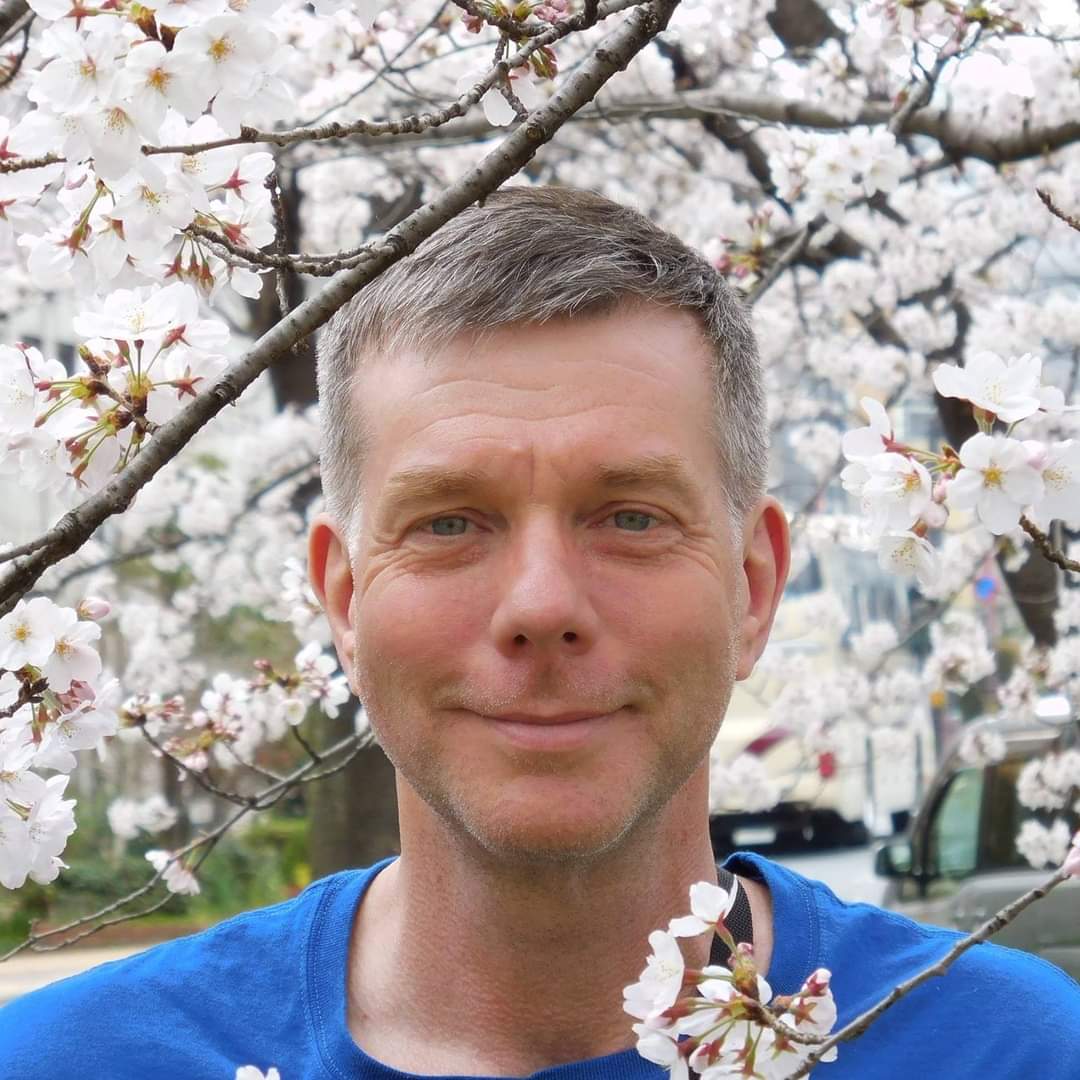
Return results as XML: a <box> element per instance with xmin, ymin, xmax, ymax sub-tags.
<box><xmin>2</xmin><ymin>0</ymin><xmax>1080</xmax><ymax>1074</ymax></box>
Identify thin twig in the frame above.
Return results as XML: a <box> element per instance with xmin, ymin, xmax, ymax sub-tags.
<box><xmin>1037</xmin><ymin>188</ymin><xmax>1080</xmax><ymax>233</ymax></box>
<box><xmin>0</xmin><ymin>14</ymin><xmax>32</xmax><ymax>88</ymax></box>
<box><xmin>290</xmin><ymin>724</ymin><xmax>322</xmax><ymax>762</ymax></box>
<box><xmin>746</xmin><ymin>224</ymin><xmax>813</xmax><ymax>306</ymax></box>
<box><xmin>1019</xmin><ymin>514</ymin><xmax>1080</xmax><ymax>574</ymax></box>
<box><xmin>0</xmin><ymin>535</ymin><xmax>52</xmax><ymax>565</ymax></box>
<box><xmin>139</xmin><ymin>727</ymin><xmax>257</xmax><ymax>809</ymax></box>
<box><xmin>267</xmin><ymin>170</ymin><xmax>295</xmax><ymax>317</ymax></box>
<box><xmin>0</xmin><ymin>675</ymin><xmax>46</xmax><ymax>720</ymax></box>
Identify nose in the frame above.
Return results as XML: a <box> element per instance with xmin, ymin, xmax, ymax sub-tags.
<box><xmin>489</xmin><ymin>516</ymin><xmax>599</xmax><ymax>656</ymax></box>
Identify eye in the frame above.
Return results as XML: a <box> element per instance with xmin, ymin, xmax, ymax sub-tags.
<box><xmin>426</xmin><ymin>515</ymin><xmax>470</xmax><ymax>536</ymax></box>
<box><xmin>610</xmin><ymin>509</ymin><xmax>658</xmax><ymax>532</ymax></box>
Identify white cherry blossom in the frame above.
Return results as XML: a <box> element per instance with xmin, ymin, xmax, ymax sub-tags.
<box><xmin>1026</xmin><ymin>439</ymin><xmax>1080</xmax><ymax>528</ymax></box>
<box><xmin>0</xmin><ymin>802</ymin><xmax>33</xmax><ymax>890</ymax></box>
<box><xmin>41</xmin><ymin>611</ymin><xmax>102</xmax><ymax>692</ymax></box>
<box><xmin>73</xmin><ymin>282</ymin><xmax>199</xmax><ymax>347</ymax></box>
<box><xmin>34</xmin><ymin>678</ymin><xmax>120</xmax><ymax>773</ymax></box>
<box><xmin>26</xmin><ymin>774</ymin><xmax>77</xmax><ymax>886</ymax></box>
<box><xmin>172</xmin><ymin>16</ymin><xmax>281</xmax><ymax>100</ymax></box>
<box><xmin>623</xmin><ymin>929</ymin><xmax>685</xmax><ymax>1019</ymax></box>
<box><xmin>932</xmin><ymin>352</ymin><xmax>1044</xmax><ymax>423</ymax></box>
<box><xmin>877</xmin><ymin>532</ymin><xmax>939</xmax><ymax>590</ymax></box>
<box><xmin>947</xmin><ymin>433</ymin><xmax>1044</xmax><ymax>534</ymax></box>
<box><xmin>860</xmin><ymin>452</ymin><xmax>933</xmax><ymax>535</ymax></box>
<box><xmin>0</xmin><ymin>596</ymin><xmax>69</xmax><ymax>670</ymax></box>
<box><xmin>841</xmin><ymin>396</ymin><xmax>895</xmax><ymax>460</ymax></box>
<box><xmin>0</xmin><ymin>723</ymin><xmax>39</xmax><ymax>807</ymax></box>
<box><xmin>146</xmin><ymin>849</ymin><xmax>201</xmax><ymax>895</ymax></box>
<box><xmin>28</xmin><ymin>23</ymin><xmax>121</xmax><ymax>112</ymax></box>
<box><xmin>111</xmin><ymin>162</ymin><xmax>207</xmax><ymax>263</ymax></box>
<box><xmin>1016</xmin><ymin>818</ymin><xmax>1072</xmax><ymax>870</ymax></box>
<box><xmin>668</xmin><ymin>879</ymin><xmax>738</xmax><ymax>938</ymax></box>
<box><xmin>80</xmin><ymin>99</ymin><xmax>147</xmax><ymax>181</ymax></box>
<box><xmin>120</xmin><ymin>41</ymin><xmax>214</xmax><ymax>132</ymax></box>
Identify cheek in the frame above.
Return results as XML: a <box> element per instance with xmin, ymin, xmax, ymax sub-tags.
<box><xmin>594</xmin><ymin>560</ymin><xmax>736</xmax><ymax>660</ymax></box>
<box><xmin>357</xmin><ymin>568</ymin><xmax>492</xmax><ymax>674</ymax></box>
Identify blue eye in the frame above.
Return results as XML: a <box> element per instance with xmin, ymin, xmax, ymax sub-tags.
<box><xmin>429</xmin><ymin>516</ymin><xmax>469</xmax><ymax>536</ymax></box>
<box><xmin>612</xmin><ymin>510</ymin><xmax>656</xmax><ymax>531</ymax></box>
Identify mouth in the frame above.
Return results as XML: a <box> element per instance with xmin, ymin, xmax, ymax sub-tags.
<box><xmin>486</xmin><ymin>710</ymin><xmax>613</xmax><ymax>725</ymax></box>
<box><xmin>477</xmin><ymin>708</ymin><xmax>622</xmax><ymax>750</ymax></box>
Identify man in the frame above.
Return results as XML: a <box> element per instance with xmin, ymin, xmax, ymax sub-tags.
<box><xmin>1</xmin><ymin>186</ymin><xmax>1078</xmax><ymax>1079</ymax></box>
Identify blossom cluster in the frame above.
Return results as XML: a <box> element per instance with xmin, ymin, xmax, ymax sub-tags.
<box><xmin>0</xmin><ymin>0</ymin><xmax>312</xmax><ymax>302</ymax></box>
<box><xmin>100</xmin><ymin>639</ymin><xmax>353</xmax><ymax>896</ymax></box>
<box><xmin>773</xmin><ymin>128</ymin><xmax>910</xmax><ymax>224</ymax></box>
<box><xmin>841</xmin><ymin>351</ymin><xmax>1079</xmax><ymax>590</ymax></box>
<box><xmin>0</xmin><ymin>595</ymin><xmax>115</xmax><ymax>889</ymax></box>
<box><xmin>120</xmin><ymin>640</ymin><xmax>351</xmax><ymax>777</ymax></box>
<box><xmin>0</xmin><ymin>286</ymin><xmax>232</xmax><ymax>499</ymax></box>
<box><xmin>625</xmin><ymin>881</ymin><xmax>837</xmax><ymax>1079</ymax></box>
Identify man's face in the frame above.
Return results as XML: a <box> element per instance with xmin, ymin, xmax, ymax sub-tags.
<box><xmin>312</xmin><ymin>304</ymin><xmax>786</xmax><ymax>865</ymax></box>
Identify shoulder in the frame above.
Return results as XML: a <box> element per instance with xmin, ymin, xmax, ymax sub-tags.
<box><xmin>729</xmin><ymin>852</ymin><xmax>1080</xmax><ymax>1026</ymax></box>
<box><xmin>730</xmin><ymin>853</ymin><xmax>1080</xmax><ymax>1074</ymax></box>
<box><xmin>0</xmin><ymin>871</ymin><xmax>356</xmax><ymax>1079</ymax></box>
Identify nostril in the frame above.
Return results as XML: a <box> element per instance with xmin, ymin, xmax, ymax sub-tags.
<box><xmin>563</xmin><ymin>631</ymin><xmax>577</xmax><ymax>643</ymax></box>
<box><xmin>513</xmin><ymin>633</ymin><xmax>528</xmax><ymax>646</ymax></box>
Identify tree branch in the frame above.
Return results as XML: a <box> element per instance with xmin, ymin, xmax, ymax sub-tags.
<box><xmin>0</xmin><ymin>0</ymin><xmax>27</xmax><ymax>42</ymax></box>
<box><xmin>0</xmin><ymin>0</ymin><xmax>677</xmax><ymax>615</ymax></box>
<box><xmin>1020</xmin><ymin>515</ymin><xmax>1080</xmax><ymax>574</ymax></box>
<box><xmin>1038</xmin><ymin>188</ymin><xmax>1080</xmax><ymax>233</ymax></box>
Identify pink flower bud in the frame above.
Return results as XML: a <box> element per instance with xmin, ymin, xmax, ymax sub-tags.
<box><xmin>78</xmin><ymin>596</ymin><xmax>111</xmax><ymax>620</ymax></box>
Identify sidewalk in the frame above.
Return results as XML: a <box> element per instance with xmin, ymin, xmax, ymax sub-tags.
<box><xmin>0</xmin><ymin>946</ymin><xmax>142</xmax><ymax>1007</ymax></box>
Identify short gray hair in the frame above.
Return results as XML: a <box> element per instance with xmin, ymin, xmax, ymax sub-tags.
<box><xmin>317</xmin><ymin>186</ymin><xmax>767</xmax><ymax>531</ymax></box>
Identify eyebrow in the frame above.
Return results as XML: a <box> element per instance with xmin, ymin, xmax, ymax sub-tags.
<box><xmin>379</xmin><ymin>466</ymin><xmax>491</xmax><ymax>516</ymax></box>
<box><xmin>378</xmin><ymin>453</ymin><xmax>702</xmax><ymax>516</ymax></box>
<box><xmin>590</xmin><ymin>454</ymin><xmax>700</xmax><ymax>502</ymax></box>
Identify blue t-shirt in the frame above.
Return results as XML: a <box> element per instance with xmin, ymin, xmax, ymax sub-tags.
<box><xmin>2</xmin><ymin>852</ymin><xmax>1078</xmax><ymax>1078</ymax></box>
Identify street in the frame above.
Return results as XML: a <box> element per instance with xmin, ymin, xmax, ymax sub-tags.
<box><xmin>0</xmin><ymin>945</ymin><xmax>139</xmax><ymax>1007</ymax></box>
<box><xmin>773</xmin><ymin>842</ymin><xmax>887</xmax><ymax>906</ymax></box>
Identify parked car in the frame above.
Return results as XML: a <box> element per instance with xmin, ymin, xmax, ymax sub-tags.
<box><xmin>875</xmin><ymin>706</ymin><xmax>1080</xmax><ymax>981</ymax></box>
<box><xmin>710</xmin><ymin>711</ymin><xmax>934</xmax><ymax>853</ymax></box>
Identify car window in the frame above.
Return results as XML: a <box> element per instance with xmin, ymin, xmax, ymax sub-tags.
<box><xmin>981</xmin><ymin>755</ymin><xmax>1080</xmax><ymax>871</ymax></box>
<box><xmin>926</xmin><ymin>767</ymin><xmax>984</xmax><ymax>878</ymax></box>
<box><xmin>980</xmin><ymin>758</ymin><xmax>1033</xmax><ymax>871</ymax></box>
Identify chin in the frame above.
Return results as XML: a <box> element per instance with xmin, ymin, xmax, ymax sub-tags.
<box><xmin>446</xmin><ymin>779</ymin><xmax>672</xmax><ymax>869</ymax></box>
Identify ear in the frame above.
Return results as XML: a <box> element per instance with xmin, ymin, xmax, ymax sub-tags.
<box><xmin>735</xmin><ymin>497</ymin><xmax>790</xmax><ymax>681</ymax></box>
<box><xmin>308</xmin><ymin>512</ymin><xmax>358</xmax><ymax>689</ymax></box>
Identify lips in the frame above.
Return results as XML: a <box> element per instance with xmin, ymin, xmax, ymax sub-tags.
<box><xmin>486</xmin><ymin>710</ymin><xmax>612</xmax><ymax>725</ymax></box>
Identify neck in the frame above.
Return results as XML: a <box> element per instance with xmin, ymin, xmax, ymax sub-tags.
<box><xmin>347</xmin><ymin>771</ymin><xmax>764</xmax><ymax>1077</ymax></box>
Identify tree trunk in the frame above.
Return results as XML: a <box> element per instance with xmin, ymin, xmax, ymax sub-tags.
<box><xmin>306</xmin><ymin>717</ymin><xmax>401</xmax><ymax>878</ymax></box>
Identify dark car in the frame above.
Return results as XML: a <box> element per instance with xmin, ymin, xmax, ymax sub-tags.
<box><xmin>875</xmin><ymin>708</ymin><xmax>1080</xmax><ymax>980</ymax></box>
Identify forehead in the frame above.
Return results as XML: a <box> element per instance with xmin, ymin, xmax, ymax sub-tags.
<box><xmin>350</xmin><ymin>305</ymin><xmax>720</xmax><ymax>502</ymax></box>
